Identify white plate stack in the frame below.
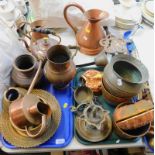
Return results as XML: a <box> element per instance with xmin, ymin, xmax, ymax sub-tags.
<box><xmin>141</xmin><ymin>0</ymin><xmax>154</xmax><ymax>26</ymax></box>
<box><xmin>114</xmin><ymin>4</ymin><xmax>142</xmax><ymax>30</ymax></box>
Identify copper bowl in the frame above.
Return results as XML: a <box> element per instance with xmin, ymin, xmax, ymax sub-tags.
<box><xmin>113</xmin><ymin>102</ymin><xmax>151</xmax><ymax>139</ymax></box>
<box><xmin>101</xmin><ymin>78</ymin><xmax>130</xmax><ymax>106</ymax></box>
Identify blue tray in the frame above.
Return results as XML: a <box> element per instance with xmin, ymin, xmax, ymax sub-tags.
<box><xmin>1</xmin><ymin>77</ymin><xmax>74</xmax><ymax>148</ymax></box>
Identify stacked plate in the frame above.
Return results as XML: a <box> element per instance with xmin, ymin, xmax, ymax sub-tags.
<box><xmin>114</xmin><ymin>4</ymin><xmax>142</xmax><ymax>29</ymax></box>
<box><xmin>141</xmin><ymin>0</ymin><xmax>154</xmax><ymax>26</ymax></box>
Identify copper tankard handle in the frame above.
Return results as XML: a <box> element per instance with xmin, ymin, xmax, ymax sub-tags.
<box><xmin>25</xmin><ymin>115</ymin><xmax>47</xmax><ymax>138</ymax></box>
<box><xmin>64</xmin><ymin>3</ymin><xmax>85</xmax><ymax>33</ymax></box>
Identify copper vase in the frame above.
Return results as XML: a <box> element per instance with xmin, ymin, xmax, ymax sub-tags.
<box><xmin>44</xmin><ymin>45</ymin><xmax>76</xmax><ymax>89</ymax></box>
<box><xmin>64</xmin><ymin>3</ymin><xmax>109</xmax><ymax>55</ymax></box>
<box><xmin>11</xmin><ymin>54</ymin><xmax>42</xmax><ymax>88</ymax></box>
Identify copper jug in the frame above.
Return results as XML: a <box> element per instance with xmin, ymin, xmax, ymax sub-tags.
<box><xmin>64</xmin><ymin>3</ymin><xmax>109</xmax><ymax>55</ymax></box>
<box><xmin>9</xmin><ymin>94</ymin><xmax>51</xmax><ymax>137</ymax></box>
<box><xmin>44</xmin><ymin>45</ymin><xmax>76</xmax><ymax>89</ymax></box>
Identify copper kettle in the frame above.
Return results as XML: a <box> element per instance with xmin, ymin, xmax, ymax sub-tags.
<box><xmin>64</xmin><ymin>3</ymin><xmax>109</xmax><ymax>55</ymax></box>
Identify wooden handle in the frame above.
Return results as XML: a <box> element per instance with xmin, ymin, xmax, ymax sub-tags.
<box><xmin>64</xmin><ymin>3</ymin><xmax>85</xmax><ymax>33</ymax></box>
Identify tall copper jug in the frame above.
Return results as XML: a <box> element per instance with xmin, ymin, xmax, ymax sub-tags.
<box><xmin>64</xmin><ymin>3</ymin><xmax>109</xmax><ymax>55</ymax></box>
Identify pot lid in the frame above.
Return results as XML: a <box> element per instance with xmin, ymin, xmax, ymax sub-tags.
<box><xmin>110</xmin><ymin>54</ymin><xmax>149</xmax><ymax>84</ymax></box>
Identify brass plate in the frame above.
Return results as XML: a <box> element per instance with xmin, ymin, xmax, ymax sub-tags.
<box><xmin>75</xmin><ymin>115</ymin><xmax>112</xmax><ymax>142</ymax></box>
<box><xmin>0</xmin><ymin>89</ymin><xmax>61</xmax><ymax>148</ymax></box>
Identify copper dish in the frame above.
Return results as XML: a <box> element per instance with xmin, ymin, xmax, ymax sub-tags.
<box><xmin>113</xmin><ymin>102</ymin><xmax>151</xmax><ymax>139</ymax></box>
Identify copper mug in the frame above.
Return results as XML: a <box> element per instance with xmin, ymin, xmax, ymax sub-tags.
<box><xmin>64</xmin><ymin>3</ymin><xmax>109</xmax><ymax>55</ymax></box>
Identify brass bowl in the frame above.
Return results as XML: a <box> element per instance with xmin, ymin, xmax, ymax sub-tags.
<box><xmin>101</xmin><ymin>78</ymin><xmax>130</xmax><ymax>106</ymax></box>
<box><xmin>113</xmin><ymin>102</ymin><xmax>151</xmax><ymax>139</ymax></box>
<box><xmin>103</xmin><ymin>73</ymin><xmax>137</xmax><ymax>98</ymax></box>
<box><xmin>74</xmin><ymin>86</ymin><xmax>93</xmax><ymax>104</ymax></box>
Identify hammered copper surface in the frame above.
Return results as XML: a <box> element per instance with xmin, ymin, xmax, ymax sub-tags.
<box><xmin>0</xmin><ymin>89</ymin><xmax>61</xmax><ymax>148</ymax></box>
<box><xmin>64</xmin><ymin>3</ymin><xmax>109</xmax><ymax>55</ymax></box>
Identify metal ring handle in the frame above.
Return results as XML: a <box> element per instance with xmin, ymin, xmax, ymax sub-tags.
<box><xmin>25</xmin><ymin>115</ymin><xmax>47</xmax><ymax>138</ymax></box>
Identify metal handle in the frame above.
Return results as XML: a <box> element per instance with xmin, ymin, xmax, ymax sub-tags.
<box><xmin>27</xmin><ymin>60</ymin><xmax>42</xmax><ymax>95</ymax></box>
<box><xmin>25</xmin><ymin>115</ymin><xmax>47</xmax><ymax>138</ymax></box>
<box><xmin>64</xmin><ymin>3</ymin><xmax>85</xmax><ymax>33</ymax></box>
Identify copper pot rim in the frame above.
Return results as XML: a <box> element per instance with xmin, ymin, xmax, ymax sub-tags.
<box><xmin>113</xmin><ymin>102</ymin><xmax>151</xmax><ymax>138</ymax></box>
<box><xmin>13</xmin><ymin>54</ymin><xmax>37</xmax><ymax>73</ymax></box>
<box><xmin>110</xmin><ymin>54</ymin><xmax>149</xmax><ymax>84</ymax></box>
<box><xmin>84</xmin><ymin>9</ymin><xmax>109</xmax><ymax>21</ymax></box>
<box><xmin>46</xmin><ymin>45</ymin><xmax>72</xmax><ymax>65</ymax></box>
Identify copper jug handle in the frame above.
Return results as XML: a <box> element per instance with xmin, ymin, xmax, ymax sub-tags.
<box><xmin>25</xmin><ymin>115</ymin><xmax>47</xmax><ymax>138</ymax></box>
<box><xmin>64</xmin><ymin>3</ymin><xmax>85</xmax><ymax>33</ymax></box>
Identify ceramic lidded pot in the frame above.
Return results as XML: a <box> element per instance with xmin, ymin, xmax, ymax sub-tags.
<box><xmin>11</xmin><ymin>54</ymin><xmax>42</xmax><ymax>88</ymax></box>
<box><xmin>64</xmin><ymin>3</ymin><xmax>109</xmax><ymax>55</ymax></box>
<box><xmin>44</xmin><ymin>45</ymin><xmax>76</xmax><ymax>89</ymax></box>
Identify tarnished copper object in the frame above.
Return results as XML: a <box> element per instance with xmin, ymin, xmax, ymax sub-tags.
<box><xmin>114</xmin><ymin>100</ymin><xmax>154</xmax><ymax>130</ymax></box>
<box><xmin>44</xmin><ymin>45</ymin><xmax>76</xmax><ymax>89</ymax></box>
<box><xmin>11</xmin><ymin>54</ymin><xmax>42</xmax><ymax>88</ymax></box>
<box><xmin>113</xmin><ymin>102</ymin><xmax>151</xmax><ymax>139</ymax></box>
<box><xmin>64</xmin><ymin>3</ymin><xmax>109</xmax><ymax>55</ymax></box>
<box><xmin>81</xmin><ymin>70</ymin><xmax>102</xmax><ymax>94</ymax></box>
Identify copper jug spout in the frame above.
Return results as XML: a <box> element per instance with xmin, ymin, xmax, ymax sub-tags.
<box><xmin>29</xmin><ymin>101</ymin><xmax>50</xmax><ymax>117</ymax></box>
